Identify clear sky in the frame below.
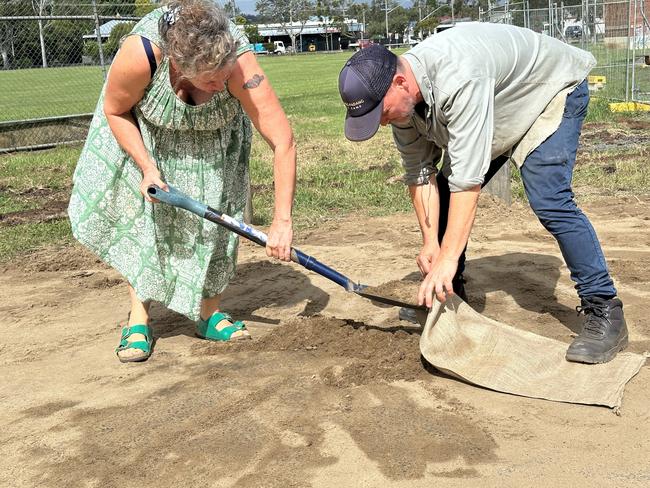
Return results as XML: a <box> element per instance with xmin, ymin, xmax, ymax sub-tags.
<box><xmin>232</xmin><ymin>0</ymin><xmax>257</xmax><ymax>15</ymax></box>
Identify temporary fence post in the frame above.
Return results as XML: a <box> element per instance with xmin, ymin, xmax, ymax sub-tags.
<box><xmin>484</xmin><ymin>164</ymin><xmax>512</xmax><ymax>206</ymax></box>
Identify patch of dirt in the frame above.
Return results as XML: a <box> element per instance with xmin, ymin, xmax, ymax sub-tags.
<box><xmin>0</xmin><ymin>185</ymin><xmax>72</xmax><ymax>226</ymax></box>
<box><xmin>0</xmin><ymin>199</ymin><xmax>68</xmax><ymax>226</ymax></box>
<box><xmin>0</xmin><ymin>186</ymin><xmax>59</xmax><ymax>198</ymax></box>
<box><xmin>1</xmin><ymin>194</ymin><xmax>649</xmax><ymax>487</ymax></box>
<box><xmin>625</xmin><ymin>120</ymin><xmax>650</xmax><ymax>131</ymax></box>
<box><xmin>86</xmin><ymin>275</ymin><xmax>125</xmax><ymax>289</ymax></box>
<box><xmin>608</xmin><ymin>258</ymin><xmax>650</xmax><ymax>284</ymax></box>
<box><xmin>193</xmin><ymin>315</ymin><xmax>428</xmax><ymax>387</ymax></box>
<box><xmin>1</xmin><ymin>244</ymin><xmax>107</xmax><ymax>274</ymax></box>
<box><xmin>580</xmin><ymin>121</ymin><xmax>650</xmax><ymax>152</ymax></box>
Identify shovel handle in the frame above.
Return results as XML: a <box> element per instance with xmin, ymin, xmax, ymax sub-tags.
<box><xmin>147</xmin><ymin>185</ymin><xmax>356</xmax><ymax>291</ymax></box>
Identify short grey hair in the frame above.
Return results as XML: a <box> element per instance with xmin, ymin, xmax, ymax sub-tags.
<box><xmin>159</xmin><ymin>0</ymin><xmax>238</xmax><ymax>79</ymax></box>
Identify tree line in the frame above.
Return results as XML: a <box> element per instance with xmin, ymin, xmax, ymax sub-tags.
<box><xmin>233</xmin><ymin>0</ymin><xmax>583</xmax><ymax>49</ymax></box>
<box><xmin>0</xmin><ymin>0</ymin><xmax>586</xmax><ymax>69</ymax></box>
<box><xmin>246</xmin><ymin>0</ymin><xmax>483</xmax><ymax>47</ymax></box>
<box><xmin>0</xmin><ymin>0</ymin><xmax>156</xmax><ymax>69</ymax></box>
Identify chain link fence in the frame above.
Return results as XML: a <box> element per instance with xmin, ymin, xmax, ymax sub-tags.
<box><xmin>0</xmin><ymin>1</ymin><xmax>145</xmax><ymax>153</ymax></box>
<box><xmin>1</xmin><ymin>1</ymin><xmax>648</xmax><ymax>153</ymax></box>
<box><xmin>480</xmin><ymin>0</ymin><xmax>650</xmax><ymax>103</ymax></box>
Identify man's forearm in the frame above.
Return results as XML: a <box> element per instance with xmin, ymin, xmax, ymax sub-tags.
<box><xmin>439</xmin><ymin>185</ymin><xmax>481</xmax><ymax>261</ymax></box>
<box><xmin>408</xmin><ymin>176</ymin><xmax>440</xmax><ymax>248</ymax></box>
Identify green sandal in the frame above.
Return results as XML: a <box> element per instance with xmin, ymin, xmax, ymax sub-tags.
<box><xmin>196</xmin><ymin>312</ymin><xmax>250</xmax><ymax>342</ymax></box>
<box><xmin>115</xmin><ymin>324</ymin><xmax>154</xmax><ymax>363</ymax></box>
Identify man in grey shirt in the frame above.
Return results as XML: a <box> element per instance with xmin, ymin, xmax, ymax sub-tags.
<box><xmin>338</xmin><ymin>23</ymin><xmax>627</xmax><ymax>364</ymax></box>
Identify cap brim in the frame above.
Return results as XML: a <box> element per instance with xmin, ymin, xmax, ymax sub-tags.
<box><xmin>344</xmin><ymin>99</ymin><xmax>383</xmax><ymax>142</ymax></box>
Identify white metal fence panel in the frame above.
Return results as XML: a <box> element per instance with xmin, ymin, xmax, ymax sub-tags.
<box><xmin>480</xmin><ymin>0</ymin><xmax>650</xmax><ymax>104</ymax></box>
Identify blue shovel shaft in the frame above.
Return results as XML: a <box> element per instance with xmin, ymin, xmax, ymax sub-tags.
<box><xmin>147</xmin><ymin>185</ymin><xmax>356</xmax><ymax>291</ymax></box>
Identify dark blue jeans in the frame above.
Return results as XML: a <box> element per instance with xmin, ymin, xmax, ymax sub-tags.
<box><xmin>437</xmin><ymin>80</ymin><xmax>616</xmax><ymax>299</ymax></box>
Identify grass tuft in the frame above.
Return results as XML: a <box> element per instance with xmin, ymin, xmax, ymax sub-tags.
<box><xmin>0</xmin><ymin>219</ymin><xmax>72</xmax><ymax>262</ymax></box>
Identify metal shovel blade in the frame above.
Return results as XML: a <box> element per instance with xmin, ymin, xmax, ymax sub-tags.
<box><xmin>353</xmin><ymin>284</ymin><xmax>428</xmax><ymax>311</ymax></box>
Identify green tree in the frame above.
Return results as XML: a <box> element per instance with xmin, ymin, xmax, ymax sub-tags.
<box><xmin>345</xmin><ymin>3</ymin><xmax>369</xmax><ymax>40</ymax></box>
<box><xmin>235</xmin><ymin>16</ymin><xmax>262</xmax><ymax>43</ymax></box>
<box><xmin>387</xmin><ymin>6</ymin><xmax>410</xmax><ymax>42</ymax></box>
<box><xmin>244</xmin><ymin>23</ymin><xmax>263</xmax><ymax>43</ymax></box>
<box><xmin>95</xmin><ymin>0</ymin><xmax>136</xmax><ymax>17</ymax></box>
<box><xmin>104</xmin><ymin>22</ymin><xmax>136</xmax><ymax>59</ymax></box>
<box><xmin>46</xmin><ymin>20</ymin><xmax>92</xmax><ymax>66</ymax></box>
<box><xmin>83</xmin><ymin>41</ymin><xmax>101</xmax><ymax>63</ymax></box>
<box><xmin>135</xmin><ymin>0</ymin><xmax>157</xmax><ymax>17</ymax></box>
<box><xmin>416</xmin><ymin>16</ymin><xmax>438</xmax><ymax>36</ymax></box>
<box><xmin>315</xmin><ymin>0</ymin><xmax>349</xmax><ymax>49</ymax></box>
<box><xmin>364</xmin><ymin>0</ymin><xmax>392</xmax><ymax>40</ymax></box>
<box><xmin>223</xmin><ymin>0</ymin><xmax>241</xmax><ymax>18</ymax></box>
<box><xmin>256</xmin><ymin>0</ymin><xmax>314</xmax><ymax>53</ymax></box>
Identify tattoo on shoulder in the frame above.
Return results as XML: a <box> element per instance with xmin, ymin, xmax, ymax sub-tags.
<box><xmin>243</xmin><ymin>74</ymin><xmax>265</xmax><ymax>89</ymax></box>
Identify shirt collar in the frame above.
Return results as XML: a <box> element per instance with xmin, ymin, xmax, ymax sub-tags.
<box><xmin>403</xmin><ymin>52</ymin><xmax>434</xmax><ymax>109</ymax></box>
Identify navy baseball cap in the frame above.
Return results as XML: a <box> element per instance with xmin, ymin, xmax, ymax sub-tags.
<box><xmin>339</xmin><ymin>44</ymin><xmax>397</xmax><ymax>141</ymax></box>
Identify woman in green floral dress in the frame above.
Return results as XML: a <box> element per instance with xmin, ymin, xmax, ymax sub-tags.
<box><xmin>68</xmin><ymin>0</ymin><xmax>296</xmax><ymax>362</ymax></box>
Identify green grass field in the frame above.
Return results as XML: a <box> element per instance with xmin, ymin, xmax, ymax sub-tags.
<box><xmin>0</xmin><ymin>53</ymin><xmax>353</xmax><ymax>125</ymax></box>
<box><xmin>0</xmin><ymin>66</ymin><xmax>105</xmax><ymax>122</ymax></box>
<box><xmin>0</xmin><ymin>51</ymin><xmax>648</xmax><ymax>262</ymax></box>
<box><xmin>1</xmin><ymin>47</ymin><xmax>646</xmax><ymax>126</ymax></box>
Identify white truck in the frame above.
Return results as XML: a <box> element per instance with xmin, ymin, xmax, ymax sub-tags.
<box><xmin>273</xmin><ymin>41</ymin><xmax>286</xmax><ymax>54</ymax></box>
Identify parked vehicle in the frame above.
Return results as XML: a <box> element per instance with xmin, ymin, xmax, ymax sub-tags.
<box><xmin>348</xmin><ymin>39</ymin><xmax>373</xmax><ymax>51</ymax></box>
<box><xmin>434</xmin><ymin>23</ymin><xmax>455</xmax><ymax>34</ymax></box>
<box><xmin>565</xmin><ymin>25</ymin><xmax>583</xmax><ymax>39</ymax></box>
<box><xmin>249</xmin><ymin>43</ymin><xmax>268</xmax><ymax>55</ymax></box>
<box><xmin>273</xmin><ymin>41</ymin><xmax>286</xmax><ymax>54</ymax></box>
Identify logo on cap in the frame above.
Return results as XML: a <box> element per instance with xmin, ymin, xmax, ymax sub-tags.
<box><xmin>338</xmin><ymin>44</ymin><xmax>397</xmax><ymax>141</ymax></box>
<box><xmin>344</xmin><ymin>99</ymin><xmax>365</xmax><ymax>110</ymax></box>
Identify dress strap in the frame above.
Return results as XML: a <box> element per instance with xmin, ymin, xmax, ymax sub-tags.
<box><xmin>141</xmin><ymin>36</ymin><xmax>157</xmax><ymax>79</ymax></box>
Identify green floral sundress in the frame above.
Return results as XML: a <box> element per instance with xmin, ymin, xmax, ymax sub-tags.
<box><xmin>68</xmin><ymin>9</ymin><xmax>252</xmax><ymax>320</ymax></box>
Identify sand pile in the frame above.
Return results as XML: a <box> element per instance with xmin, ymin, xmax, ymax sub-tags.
<box><xmin>193</xmin><ymin>315</ymin><xmax>430</xmax><ymax>387</ymax></box>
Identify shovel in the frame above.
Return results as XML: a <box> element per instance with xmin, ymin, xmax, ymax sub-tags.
<box><xmin>148</xmin><ymin>185</ymin><xmax>426</xmax><ymax>311</ymax></box>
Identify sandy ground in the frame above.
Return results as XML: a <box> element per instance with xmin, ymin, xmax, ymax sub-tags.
<box><xmin>1</xmin><ymin>194</ymin><xmax>649</xmax><ymax>487</ymax></box>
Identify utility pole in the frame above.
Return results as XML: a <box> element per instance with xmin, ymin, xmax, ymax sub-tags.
<box><xmin>383</xmin><ymin>1</ymin><xmax>400</xmax><ymax>45</ymax></box>
<box><xmin>418</xmin><ymin>0</ymin><xmax>422</xmax><ymax>40</ymax></box>
<box><xmin>385</xmin><ymin>0</ymin><xmax>389</xmax><ymax>44</ymax></box>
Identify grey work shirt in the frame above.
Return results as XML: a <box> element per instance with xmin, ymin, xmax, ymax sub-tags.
<box><xmin>393</xmin><ymin>22</ymin><xmax>596</xmax><ymax>192</ymax></box>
